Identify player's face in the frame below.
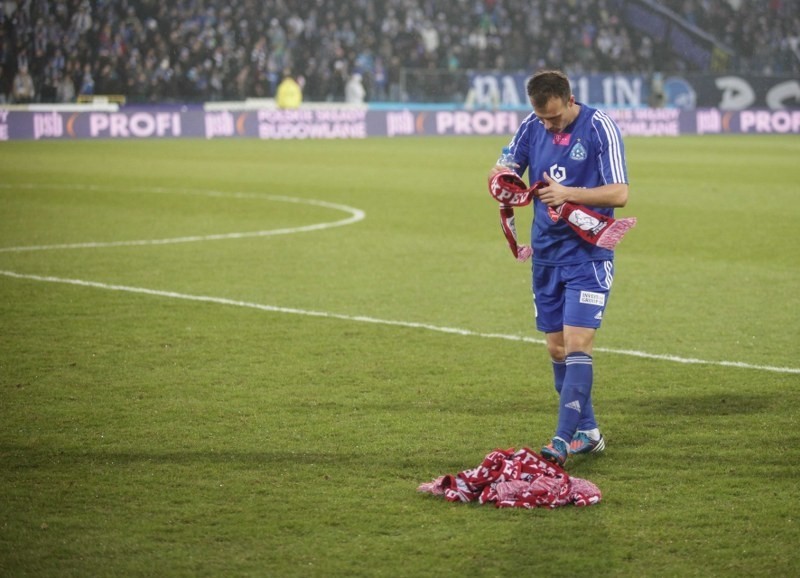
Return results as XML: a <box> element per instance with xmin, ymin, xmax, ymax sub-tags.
<box><xmin>532</xmin><ymin>95</ymin><xmax>577</xmax><ymax>133</ymax></box>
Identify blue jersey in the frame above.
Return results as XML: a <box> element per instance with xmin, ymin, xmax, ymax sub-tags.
<box><xmin>506</xmin><ymin>103</ymin><xmax>628</xmax><ymax>266</ymax></box>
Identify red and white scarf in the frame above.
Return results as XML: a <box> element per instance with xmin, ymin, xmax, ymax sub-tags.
<box><xmin>488</xmin><ymin>169</ymin><xmax>636</xmax><ymax>261</ymax></box>
<box><xmin>417</xmin><ymin>447</ymin><xmax>601</xmax><ymax>508</ymax></box>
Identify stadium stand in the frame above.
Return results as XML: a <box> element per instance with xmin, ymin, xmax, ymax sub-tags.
<box><xmin>0</xmin><ymin>0</ymin><xmax>797</xmax><ymax>105</ymax></box>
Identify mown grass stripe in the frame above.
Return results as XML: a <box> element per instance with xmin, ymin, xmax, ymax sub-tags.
<box><xmin>2</xmin><ymin>269</ymin><xmax>797</xmax><ymax>375</ymax></box>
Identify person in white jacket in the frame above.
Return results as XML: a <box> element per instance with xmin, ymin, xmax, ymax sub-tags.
<box><xmin>345</xmin><ymin>72</ymin><xmax>366</xmax><ymax>104</ymax></box>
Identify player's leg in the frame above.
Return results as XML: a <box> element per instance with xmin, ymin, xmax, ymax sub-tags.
<box><xmin>564</xmin><ymin>326</ymin><xmax>597</xmax><ymax>432</ymax></box>
<box><xmin>540</xmin><ymin>330</ymin><xmax>575</xmax><ymax>466</ymax></box>
<box><xmin>532</xmin><ymin>265</ymin><xmax>572</xmax><ymax>466</ymax></box>
<box><xmin>561</xmin><ymin>326</ymin><xmax>604</xmax><ymax>454</ymax></box>
<box><xmin>532</xmin><ymin>265</ymin><xmax>566</xmax><ymax>396</ymax></box>
<box><xmin>546</xmin><ymin>331</ymin><xmax>566</xmax><ymax>394</ymax></box>
<box><xmin>551</xmin><ymin>325</ymin><xmax>595</xmax><ymax>446</ymax></box>
<box><xmin>560</xmin><ymin>261</ymin><xmax>614</xmax><ymax>455</ymax></box>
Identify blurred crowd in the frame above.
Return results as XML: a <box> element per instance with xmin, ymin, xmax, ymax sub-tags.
<box><xmin>0</xmin><ymin>0</ymin><xmax>797</xmax><ymax>105</ymax></box>
<box><xmin>662</xmin><ymin>0</ymin><xmax>799</xmax><ymax>75</ymax></box>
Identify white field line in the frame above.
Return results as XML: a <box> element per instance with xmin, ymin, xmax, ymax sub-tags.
<box><xmin>0</xmin><ymin>184</ymin><xmax>365</xmax><ymax>252</ymax></box>
<box><xmin>2</xmin><ymin>183</ymin><xmax>797</xmax><ymax>375</ymax></box>
<box><xmin>1</xmin><ymin>270</ymin><xmax>798</xmax><ymax>375</ymax></box>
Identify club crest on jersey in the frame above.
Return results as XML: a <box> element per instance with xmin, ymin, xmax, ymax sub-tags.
<box><xmin>569</xmin><ymin>142</ymin><xmax>587</xmax><ymax>161</ymax></box>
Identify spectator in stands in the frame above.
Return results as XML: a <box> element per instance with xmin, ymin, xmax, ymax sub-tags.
<box><xmin>328</xmin><ymin>59</ymin><xmax>348</xmax><ymax>102</ymax></box>
<box><xmin>39</xmin><ymin>63</ymin><xmax>58</xmax><ymax>102</ymax></box>
<box><xmin>78</xmin><ymin>63</ymin><xmax>94</xmax><ymax>97</ymax></box>
<box><xmin>11</xmin><ymin>64</ymin><xmax>35</xmax><ymax>103</ymax></box>
<box><xmin>56</xmin><ymin>70</ymin><xmax>75</xmax><ymax>103</ymax></box>
<box><xmin>345</xmin><ymin>71</ymin><xmax>366</xmax><ymax>104</ymax></box>
<box><xmin>0</xmin><ymin>65</ymin><xmax>9</xmax><ymax>104</ymax></box>
<box><xmin>70</xmin><ymin>0</ymin><xmax>92</xmax><ymax>37</ymax></box>
<box><xmin>276</xmin><ymin>69</ymin><xmax>302</xmax><ymax>109</ymax></box>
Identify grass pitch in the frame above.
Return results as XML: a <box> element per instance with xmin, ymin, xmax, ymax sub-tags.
<box><xmin>1</xmin><ymin>135</ymin><xmax>799</xmax><ymax>577</ymax></box>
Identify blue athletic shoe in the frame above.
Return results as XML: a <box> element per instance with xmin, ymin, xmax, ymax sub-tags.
<box><xmin>569</xmin><ymin>431</ymin><xmax>606</xmax><ymax>455</ymax></box>
<box><xmin>541</xmin><ymin>437</ymin><xmax>569</xmax><ymax>467</ymax></box>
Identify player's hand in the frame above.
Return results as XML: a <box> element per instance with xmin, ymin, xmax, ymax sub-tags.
<box><xmin>488</xmin><ymin>164</ymin><xmax>513</xmax><ymax>177</ymax></box>
<box><xmin>537</xmin><ymin>172</ymin><xmax>571</xmax><ymax>207</ymax></box>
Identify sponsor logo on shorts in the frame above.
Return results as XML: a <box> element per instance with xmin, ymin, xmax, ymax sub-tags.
<box><xmin>580</xmin><ymin>291</ymin><xmax>606</xmax><ymax>306</ymax></box>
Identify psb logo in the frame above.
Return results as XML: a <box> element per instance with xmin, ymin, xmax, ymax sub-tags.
<box><xmin>548</xmin><ymin>164</ymin><xmax>566</xmax><ymax>183</ymax></box>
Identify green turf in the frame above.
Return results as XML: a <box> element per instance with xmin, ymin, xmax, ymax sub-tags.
<box><xmin>1</xmin><ymin>135</ymin><xmax>798</xmax><ymax>577</ymax></box>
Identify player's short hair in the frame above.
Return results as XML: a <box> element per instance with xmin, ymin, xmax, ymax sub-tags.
<box><xmin>526</xmin><ymin>70</ymin><xmax>572</xmax><ymax>108</ymax></box>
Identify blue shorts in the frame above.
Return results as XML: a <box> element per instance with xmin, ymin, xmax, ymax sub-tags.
<box><xmin>532</xmin><ymin>260</ymin><xmax>614</xmax><ymax>333</ymax></box>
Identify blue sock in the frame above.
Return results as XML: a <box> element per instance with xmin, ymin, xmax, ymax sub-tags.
<box><xmin>552</xmin><ymin>359</ymin><xmax>566</xmax><ymax>395</ymax></box>
<box><xmin>578</xmin><ymin>392</ymin><xmax>598</xmax><ymax>432</ymax></box>
<box><xmin>575</xmin><ymin>354</ymin><xmax>598</xmax><ymax>431</ymax></box>
<box><xmin>555</xmin><ymin>352</ymin><xmax>593</xmax><ymax>442</ymax></box>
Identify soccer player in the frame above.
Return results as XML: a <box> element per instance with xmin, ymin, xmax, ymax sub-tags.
<box><xmin>491</xmin><ymin>70</ymin><xmax>630</xmax><ymax>467</ymax></box>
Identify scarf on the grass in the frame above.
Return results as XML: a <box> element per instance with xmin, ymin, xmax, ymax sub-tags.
<box><xmin>417</xmin><ymin>448</ymin><xmax>601</xmax><ymax>508</ymax></box>
<box><xmin>489</xmin><ymin>169</ymin><xmax>636</xmax><ymax>261</ymax></box>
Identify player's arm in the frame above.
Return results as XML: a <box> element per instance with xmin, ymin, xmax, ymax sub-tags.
<box><xmin>489</xmin><ymin>121</ymin><xmax>531</xmax><ymax>177</ymax></box>
<box><xmin>537</xmin><ymin>176</ymin><xmax>628</xmax><ymax>208</ymax></box>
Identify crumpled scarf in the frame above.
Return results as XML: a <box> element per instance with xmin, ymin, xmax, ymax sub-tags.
<box><xmin>417</xmin><ymin>447</ymin><xmax>601</xmax><ymax>509</ymax></box>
